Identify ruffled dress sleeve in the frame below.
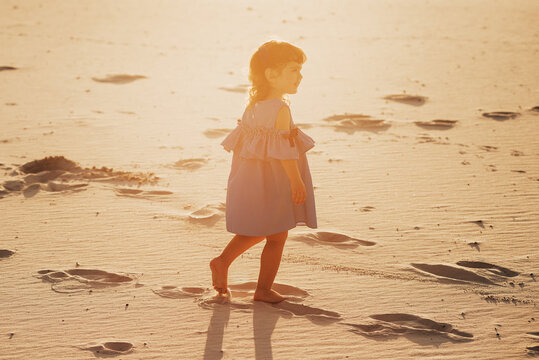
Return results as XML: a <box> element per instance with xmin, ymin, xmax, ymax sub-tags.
<box><xmin>221</xmin><ymin>122</ymin><xmax>314</xmax><ymax>161</ymax></box>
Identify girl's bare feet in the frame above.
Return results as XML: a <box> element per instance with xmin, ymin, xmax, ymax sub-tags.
<box><xmin>210</xmin><ymin>256</ymin><xmax>228</xmax><ymax>294</ymax></box>
<box><xmin>253</xmin><ymin>288</ymin><xmax>287</xmax><ymax>303</ymax></box>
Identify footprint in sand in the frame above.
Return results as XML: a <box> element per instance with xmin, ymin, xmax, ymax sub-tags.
<box><xmin>187</xmin><ymin>202</ymin><xmax>225</xmax><ymax>226</ymax></box>
<box><xmin>414</xmin><ymin>119</ymin><xmax>458</xmax><ymax>130</ymax></box>
<box><xmin>466</xmin><ymin>220</ymin><xmax>486</xmax><ymax>228</ymax></box>
<box><xmin>115</xmin><ymin>187</ymin><xmax>173</xmax><ymax>199</ymax></box>
<box><xmin>289</xmin><ymin>231</ymin><xmax>376</xmax><ymax>249</ymax></box>
<box><xmin>0</xmin><ymin>66</ymin><xmax>17</xmax><ymax>71</ymax></box>
<box><xmin>201</xmin><ymin>282</ymin><xmax>340</xmax><ymax>323</ymax></box>
<box><xmin>415</xmin><ymin>135</ymin><xmax>450</xmax><ymax>145</ymax></box>
<box><xmin>203</xmin><ymin>128</ymin><xmax>233</xmax><ymax>139</ymax></box>
<box><xmin>482</xmin><ymin>111</ymin><xmax>520</xmax><ymax>121</ymax></box>
<box><xmin>3</xmin><ymin>180</ymin><xmax>24</xmax><ymax>191</ymax></box>
<box><xmin>218</xmin><ymin>84</ymin><xmax>249</xmax><ymax>93</ymax></box>
<box><xmin>153</xmin><ymin>286</ymin><xmax>209</xmax><ymax>299</ymax></box>
<box><xmin>35</xmin><ymin>268</ymin><xmax>137</xmax><ymax>293</ymax></box>
<box><xmin>383</xmin><ymin>94</ymin><xmax>428</xmax><ymax>106</ymax></box>
<box><xmin>478</xmin><ymin>145</ymin><xmax>498</xmax><ymax>152</ymax></box>
<box><xmin>22</xmin><ymin>183</ymin><xmax>41</xmax><ymax>198</ymax></box>
<box><xmin>153</xmin><ymin>280</ymin><xmax>340</xmax><ymax>324</ymax></box>
<box><xmin>80</xmin><ymin>341</ymin><xmax>134</xmax><ymax>356</ymax></box>
<box><xmin>228</xmin><ymin>281</ymin><xmax>310</xmax><ymax>302</ymax></box>
<box><xmin>23</xmin><ymin>169</ymin><xmax>66</xmax><ymax>184</ymax></box>
<box><xmin>0</xmin><ymin>249</ymin><xmax>15</xmax><ymax>259</ymax></box>
<box><xmin>411</xmin><ymin>263</ymin><xmax>496</xmax><ymax>285</ymax></box>
<box><xmin>467</xmin><ymin>241</ymin><xmax>481</xmax><ymax>251</ymax></box>
<box><xmin>342</xmin><ymin>313</ymin><xmax>473</xmax><ymax>342</ymax></box>
<box><xmin>455</xmin><ymin>260</ymin><xmax>519</xmax><ymax>277</ymax></box>
<box><xmin>359</xmin><ymin>206</ymin><xmax>375</xmax><ymax>212</ymax></box>
<box><xmin>92</xmin><ymin>74</ymin><xmax>147</xmax><ymax>84</ymax></box>
<box><xmin>171</xmin><ymin>158</ymin><xmax>208</xmax><ymax>171</ymax></box>
<box><xmin>270</xmin><ymin>301</ymin><xmax>342</xmax><ymax>324</ymax></box>
<box><xmin>322</xmin><ymin>114</ymin><xmax>390</xmax><ymax>134</ymax></box>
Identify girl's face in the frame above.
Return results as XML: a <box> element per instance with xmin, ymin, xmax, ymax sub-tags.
<box><xmin>267</xmin><ymin>61</ymin><xmax>303</xmax><ymax>94</ymax></box>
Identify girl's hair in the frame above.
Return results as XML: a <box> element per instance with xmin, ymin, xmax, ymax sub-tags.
<box><xmin>247</xmin><ymin>40</ymin><xmax>306</xmax><ymax>109</ymax></box>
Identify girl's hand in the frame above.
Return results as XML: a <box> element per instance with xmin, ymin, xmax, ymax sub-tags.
<box><xmin>290</xmin><ymin>178</ymin><xmax>306</xmax><ymax>204</ymax></box>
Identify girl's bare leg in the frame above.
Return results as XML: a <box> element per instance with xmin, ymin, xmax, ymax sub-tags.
<box><xmin>210</xmin><ymin>234</ymin><xmax>265</xmax><ymax>294</ymax></box>
<box><xmin>254</xmin><ymin>231</ymin><xmax>288</xmax><ymax>303</ymax></box>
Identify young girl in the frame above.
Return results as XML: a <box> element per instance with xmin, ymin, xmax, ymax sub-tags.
<box><xmin>210</xmin><ymin>40</ymin><xmax>317</xmax><ymax>303</ymax></box>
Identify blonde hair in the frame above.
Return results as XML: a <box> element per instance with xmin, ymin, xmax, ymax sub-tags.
<box><xmin>247</xmin><ymin>40</ymin><xmax>306</xmax><ymax>109</ymax></box>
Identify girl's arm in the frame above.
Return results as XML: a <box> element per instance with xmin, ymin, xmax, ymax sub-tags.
<box><xmin>275</xmin><ymin>106</ymin><xmax>306</xmax><ymax>204</ymax></box>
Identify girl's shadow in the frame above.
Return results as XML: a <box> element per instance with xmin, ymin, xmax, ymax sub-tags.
<box><xmin>202</xmin><ymin>298</ymin><xmax>288</xmax><ymax>360</ymax></box>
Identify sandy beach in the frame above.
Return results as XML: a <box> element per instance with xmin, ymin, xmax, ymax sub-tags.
<box><xmin>1</xmin><ymin>0</ymin><xmax>538</xmax><ymax>359</ymax></box>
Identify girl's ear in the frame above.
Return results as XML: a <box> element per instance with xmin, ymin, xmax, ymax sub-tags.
<box><xmin>264</xmin><ymin>68</ymin><xmax>275</xmax><ymax>83</ymax></box>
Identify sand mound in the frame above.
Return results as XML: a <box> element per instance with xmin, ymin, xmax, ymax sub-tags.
<box><xmin>482</xmin><ymin>111</ymin><xmax>520</xmax><ymax>121</ymax></box>
<box><xmin>35</xmin><ymin>268</ymin><xmax>137</xmax><ymax>293</ymax></box>
<box><xmin>20</xmin><ymin>156</ymin><xmax>81</xmax><ymax>174</ymax></box>
<box><xmin>343</xmin><ymin>313</ymin><xmax>473</xmax><ymax>342</ymax></box>
<box><xmin>91</xmin><ymin>74</ymin><xmax>147</xmax><ymax>84</ymax></box>
<box><xmin>414</xmin><ymin>119</ymin><xmax>458</xmax><ymax>130</ymax></box>
<box><xmin>383</xmin><ymin>94</ymin><xmax>428</xmax><ymax>106</ymax></box>
<box><xmin>289</xmin><ymin>231</ymin><xmax>376</xmax><ymax>249</ymax></box>
<box><xmin>0</xmin><ymin>156</ymin><xmax>160</xmax><ymax>200</ymax></box>
<box><xmin>411</xmin><ymin>263</ymin><xmax>496</xmax><ymax>285</ymax></box>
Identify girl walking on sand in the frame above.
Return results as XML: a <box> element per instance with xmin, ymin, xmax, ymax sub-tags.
<box><xmin>210</xmin><ymin>40</ymin><xmax>317</xmax><ymax>303</ymax></box>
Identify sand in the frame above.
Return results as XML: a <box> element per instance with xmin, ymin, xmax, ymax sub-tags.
<box><xmin>1</xmin><ymin>0</ymin><xmax>538</xmax><ymax>359</ymax></box>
